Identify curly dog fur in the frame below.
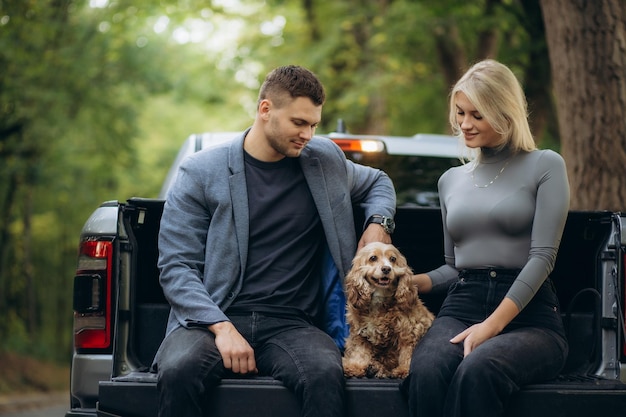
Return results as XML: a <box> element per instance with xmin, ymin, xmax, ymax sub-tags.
<box><xmin>343</xmin><ymin>242</ymin><xmax>434</xmax><ymax>378</ymax></box>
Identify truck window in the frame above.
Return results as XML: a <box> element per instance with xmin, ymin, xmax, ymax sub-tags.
<box><xmin>343</xmin><ymin>151</ymin><xmax>462</xmax><ymax>207</ymax></box>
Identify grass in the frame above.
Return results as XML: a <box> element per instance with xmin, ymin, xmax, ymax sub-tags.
<box><xmin>0</xmin><ymin>351</ymin><xmax>69</xmax><ymax>395</ymax></box>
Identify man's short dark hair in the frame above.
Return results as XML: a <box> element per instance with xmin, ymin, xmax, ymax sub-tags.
<box><xmin>258</xmin><ymin>65</ymin><xmax>326</xmax><ymax>108</ymax></box>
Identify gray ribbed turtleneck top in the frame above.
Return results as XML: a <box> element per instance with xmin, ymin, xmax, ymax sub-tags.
<box><xmin>427</xmin><ymin>147</ymin><xmax>570</xmax><ymax>311</ymax></box>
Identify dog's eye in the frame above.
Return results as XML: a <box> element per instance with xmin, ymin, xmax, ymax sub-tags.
<box><xmin>369</xmin><ymin>255</ymin><xmax>378</xmax><ymax>262</ymax></box>
<box><xmin>390</xmin><ymin>256</ymin><xmax>397</xmax><ymax>263</ymax></box>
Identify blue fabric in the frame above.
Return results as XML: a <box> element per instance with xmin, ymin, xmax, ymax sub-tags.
<box><xmin>320</xmin><ymin>245</ymin><xmax>349</xmax><ymax>351</ymax></box>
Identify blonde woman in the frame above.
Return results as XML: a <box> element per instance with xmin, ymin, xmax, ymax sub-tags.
<box><xmin>402</xmin><ymin>59</ymin><xmax>570</xmax><ymax>417</ymax></box>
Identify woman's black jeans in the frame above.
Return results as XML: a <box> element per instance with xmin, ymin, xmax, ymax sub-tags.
<box><xmin>401</xmin><ymin>269</ymin><xmax>568</xmax><ymax>417</ymax></box>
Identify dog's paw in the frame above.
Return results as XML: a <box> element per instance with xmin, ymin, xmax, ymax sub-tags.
<box><xmin>342</xmin><ymin>359</ymin><xmax>367</xmax><ymax>378</ymax></box>
<box><xmin>388</xmin><ymin>365</ymin><xmax>409</xmax><ymax>379</ymax></box>
<box><xmin>343</xmin><ymin>367</ymin><xmax>367</xmax><ymax>378</ymax></box>
<box><xmin>366</xmin><ymin>365</ymin><xmax>380</xmax><ymax>378</ymax></box>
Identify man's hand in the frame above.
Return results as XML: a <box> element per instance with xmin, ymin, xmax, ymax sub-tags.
<box><xmin>209</xmin><ymin>321</ymin><xmax>258</xmax><ymax>374</ymax></box>
<box><xmin>357</xmin><ymin>223</ymin><xmax>392</xmax><ymax>250</ymax></box>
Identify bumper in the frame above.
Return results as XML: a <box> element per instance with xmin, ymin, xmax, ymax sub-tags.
<box><xmin>70</xmin><ymin>353</ymin><xmax>112</xmax><ymax>409</ymax></box>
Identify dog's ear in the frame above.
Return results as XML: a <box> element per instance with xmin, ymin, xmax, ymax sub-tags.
<box><xmin>345</xmin><ymin>266</ymin><xmax>373</xmax><ymax>309</ymax></box>
<box><xmin>393</xmin><ymin>248</ymin><xmax>410</xmax><ymax>270</ymax></box>
<box><xmin>394</xmin><ymin>266</ymin><xmax>418</xmax><ymax>308</ymax></box>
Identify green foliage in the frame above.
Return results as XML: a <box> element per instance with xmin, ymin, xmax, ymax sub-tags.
<box><xmin>0</xmin><ymin>0</ymin><xmax>557</xmax><ymax>363</ymax></box>
<box><xmin>0</xmin><ymin>0</ymin><xmax>239</xmax><ymax>361</ymax></box>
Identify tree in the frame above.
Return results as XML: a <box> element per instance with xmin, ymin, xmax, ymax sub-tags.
<box><xmin>0</xmin><ymin>0</ymin><xmax>240</xmax><ymax>360</ymax></box>
<box><xmin>2</xmin><ymin>0</ymin><xmax>605</xmax><ymax>364</ymax></box>
<box><xmin>540</xmin><ymin>0</ymin><xmax>626</xmax><ymax>211</ymax></box>
<box><xmin>254</xmin><ymin>0</ymin><xmax>557</xmax><ymax>139</ymax></box>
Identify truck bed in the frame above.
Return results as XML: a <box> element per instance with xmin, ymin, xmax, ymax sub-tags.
<box><xmin>98</xmin><ymin>373</ymin><xmax>626</xmax><ymax>417</ymax></box>
<box><xmin>95</xmin><ymin>201</ymin><xmax>626</xmax><ymax>417</ymax></box>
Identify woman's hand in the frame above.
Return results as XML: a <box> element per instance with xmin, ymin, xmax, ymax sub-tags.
<box><xmin>450</xmin><ymin>297</ymin><xmax>520</xmax><ymax>357</ymax></box>
<box><xmin>450</xmin><ymin>321</ymin><xmax>500</xmax><ymax>357</ymax></box>
<box><xmin>411</xmin><ymin>273</ymin><xmax>433</xmax><ymax>293</ymax></box>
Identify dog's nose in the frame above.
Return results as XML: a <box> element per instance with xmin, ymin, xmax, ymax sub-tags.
<box><xmin>381</xmin><ymin>266</ymin><xmax>391</xmax><ymax>274</ymax></box>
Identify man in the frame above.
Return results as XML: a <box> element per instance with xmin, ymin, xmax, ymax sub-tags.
<box><xmin>154</xmin><ymin>65</ymin><xmax>396</xmax><ymax>417</ymax></box>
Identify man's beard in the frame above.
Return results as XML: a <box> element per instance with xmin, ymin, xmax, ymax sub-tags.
<box><xmin>267</xmin><ymin>120</ymin><xmax>304</xmax><ymax>158</ymax></box>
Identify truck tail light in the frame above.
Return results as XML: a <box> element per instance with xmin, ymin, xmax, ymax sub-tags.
<box><xmin>332</xmin><ymin>138</ymin><xmax>385</xmax><ymax>153</ymax></box>
<box><xmin>73</xmin><ymin>240</ymin><xmax>113</xmax><ymax>351</ymax></box>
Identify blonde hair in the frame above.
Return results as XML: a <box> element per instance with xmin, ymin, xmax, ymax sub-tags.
<box><xmin>449</xmin><ymin>59</ymin><xmax>536</xmax><ymax>161</ymax></box>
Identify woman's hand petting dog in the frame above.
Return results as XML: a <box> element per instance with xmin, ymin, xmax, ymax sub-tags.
<box><xmin>342</xmin><ymin>242</ymin><xmax>434</xmax><ymax>378</ymax></box>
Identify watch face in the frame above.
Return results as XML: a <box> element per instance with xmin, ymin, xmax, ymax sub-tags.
<box><xmin>382</xmin><ymin>217</ymin><xmax>395</xmax><ymax>233</ymax></box>
<box><xmin>367</xmin><ymin>215</ymin><xmax>394</xmax><ymax>233</ymax></box>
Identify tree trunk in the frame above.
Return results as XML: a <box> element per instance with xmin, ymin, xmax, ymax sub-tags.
<box><xmin>0</xmin><ymin>171</ymin><xmax>18</xmax><ymax>332</ymax></box>
<box><xmin>23</xmin><ymin>178</ymin><xmax>36</xmax><ymax>336</ymax></box>
<box><xmin>434</xmin><ymin>23</ymin><xmax>467</xmax><ymax>89</ymax></box>
<box><xmin>346</xmin><ymin>0</ymin><xmax>392</xmax><ymax>134</ymax></box>
<box><xmin>540</xmin><ymin>0</ymin><xmax>626</xmax><ymax>211</ymax></box>
<box><xmin>434</xmin><ymin>0</ymin><xmax>500</xmax><ymax>90</ymax></box>
<box><xmin>519</xmin><ymin>0</ymin><xmax>555</xmax><ymax>144</ymax></box>
<box><xmin>302</xmin><ymin>0</ymin><xmax>320</xmax><ymax>41</ymax></box>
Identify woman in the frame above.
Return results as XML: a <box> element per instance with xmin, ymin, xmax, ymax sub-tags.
<box><xmin>402</xmin><ymin>59</ymin><xmax>570</xmax><ymax>417</ymax></box>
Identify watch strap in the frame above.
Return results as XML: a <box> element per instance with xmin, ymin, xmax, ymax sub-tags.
<box><xmin>365</xmin><ymin>215</ymin><xmax>395</xmax><ymax>234</ymax></box>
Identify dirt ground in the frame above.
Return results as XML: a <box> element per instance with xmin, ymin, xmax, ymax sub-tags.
<box><xmin>0</xmin><ymin>351</ymin><xmax>69</xmax><ymax>414</ymax></box>
<box><xmin>0</xmin><ymin>391</ymin><xmax>67</xmax><ymax>414</ymax></box>
<box><xmin>0</xmin><ymin>351</ymin><xmax>69</xmax><ymax>396</ymax></box>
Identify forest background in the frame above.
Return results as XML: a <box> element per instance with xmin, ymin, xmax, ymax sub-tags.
<box><xmin>0</xmin><ymin>0</ymin><xmax>624</xmax><ymax>387</ymax></box>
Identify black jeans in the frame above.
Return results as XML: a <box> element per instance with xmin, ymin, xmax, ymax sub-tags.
<box><xmin>401</xmin><ymin>269</ymin><xmax>568</xmax><ymax>417</ymax></box>
<box><xmin>154</xmin><ymin>313</ymin><xmax>345</xmax><ymax>417</ymax></box>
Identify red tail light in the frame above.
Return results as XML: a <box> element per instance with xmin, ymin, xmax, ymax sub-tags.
<box><xmin>332</xmin><ymin>138</ymin><xmax>385</xmax><ymax>153</ymax></box>
<box><xmin>73</xmin><ymin>239</ymin><xmax>114</xmax><ymax>351</ymax></box>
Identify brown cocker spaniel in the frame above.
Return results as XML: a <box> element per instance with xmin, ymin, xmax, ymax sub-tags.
<box><xmin>343</xmin><ymin>242</ymin><xmax>434</xmax><ymax>378</ymax></box>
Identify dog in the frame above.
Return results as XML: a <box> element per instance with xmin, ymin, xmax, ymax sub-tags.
<box><xmin>342</xmin><ymin>242</ymin><xmax>434</xmax><ymax>378</ymax></box>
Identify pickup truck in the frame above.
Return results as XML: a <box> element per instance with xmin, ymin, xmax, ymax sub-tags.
<box><xmin>66</xmin><ymin>131</ymin><xmax>626</xmax><ymax>417</ymax></box>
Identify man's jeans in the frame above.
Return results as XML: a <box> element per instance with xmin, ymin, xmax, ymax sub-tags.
<box><xmin>153</xmin><ymin>313</ymin><xmax>345</xmax><ymax>417</ymax></box>
<box><xmin>401</xmin><ymin>269</ymin><xmax>569</xmax><ymax>417</ymax></box>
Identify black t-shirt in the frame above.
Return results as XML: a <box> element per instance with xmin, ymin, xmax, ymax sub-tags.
<box><xmin>229</xmin><ymin>151</ymin><xmax>324</xmax><ymax>321</ymax></box>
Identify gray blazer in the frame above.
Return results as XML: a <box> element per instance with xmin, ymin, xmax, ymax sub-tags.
<box><xmin>158</xmin><ymin>130</ymin><xmax>396</xmax><ymax>338</ymax></box>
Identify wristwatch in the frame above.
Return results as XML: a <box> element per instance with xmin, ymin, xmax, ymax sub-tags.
<box><xmin>366</xmin><ymin>215</ymin><xmax>395</xmax><ymax>234</ymax></box>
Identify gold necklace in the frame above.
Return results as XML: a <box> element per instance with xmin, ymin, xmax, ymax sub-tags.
<box><xmin>471</xmin><ymin>159</ymin><xmax>511</xmax><ymax>188</ymax></box>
